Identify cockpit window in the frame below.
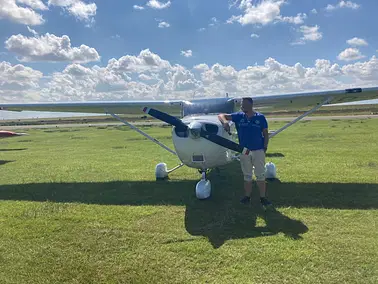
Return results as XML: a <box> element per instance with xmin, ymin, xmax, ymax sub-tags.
<box><xmin>174</xmin><ymin>126</ymin><xmax>188</xmax><ymax>137</ymax></box>
<box><xmin>203</xmin><ymin>123</ymin><xmax>218</xmax><ymax>134</ymax></box>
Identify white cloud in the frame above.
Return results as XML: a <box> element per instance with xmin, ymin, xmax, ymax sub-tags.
<box><xmin>17</xmin><ymin>0</ymin><xmax>48</xmax><ymax>10</ymax></box>
<box><xmin>311</xmin><ymin>8</ymin><xmax>317</xmax><ymax>14</ymax></box>
<box><xmin>147</xmin><ymin>0</ymin><xmax>171</xmax><ymax>9</ymax></box>
<box><xmin>27</xmin><ymin>26</ymin><xmax>39</xmax><ymax>36</ymax></box>
<box><xmin>68</xmin><ymin>1</ymin><xmax>96</xmax><ymax>22</ymax></box>
<box><xmin>0</xmin><ymin>0</ymin><xmax>46</xmax><ymax>25</ymax></box>
<box><xmin>139</xmin><ymin>74</ymin><xmax>153</xmax><ymax>81</ymax></box>
<box><xmin>106</xmin><ymin>49</ymin><xmax>172</xmax><ymax>74</ymax></box>
<box><xmin>5</xmin><ymin>33</ymin><xmax>100</xmax><ymax>63</ymax></box>
<box><xmin>193</xmin><ymin>63</ymin><xmax>209</xmax><ymax>72</ymax></box>
<box><xmin>181</xmin><ymin>50</ymin><xmax>193</xmax><ymax>57</ymax></box>
<box><xmin>133</xmin><ymin>5</ymin><xmax>144</xmax><ymax>10</ymax></box>
<box><xmin>227</xmin><ymin>0</ymin><xmax>306</xmax><ymax>26</ymax></box>
<box><xmin>228</xmin><ymin>0</ymin><xmax>284</xmax><ymax>26</ymax></box>
<box><xmin>111</xmin><ymin>34</ymin><xmax>121</xmax><ymax>40</ymax></box>
<box><xmin>325</xmin><ymin>1</ymin><xmax>360</xmax><ymax>11</ymax></box>
<box><xmin>292</xmin><ymin>25</ymin><xmax>322</xmax><ymax>45</ymax></box>
<box><xmin>47</xmin><ymin>0</ymin><xmax>97</xmax><ymax>25</ymax></box>
<box><xmin>342</xmin><ymin>56</ymin><xmax>378</xmax><ymax>82</ymax></box>
<box><xmin>197</xmin><ymin>17</ymin><xmax>221</xmax><ymax>32</ymax></box>
<box><xmin>251</xmin><ymin>33</ymin><xmax>259</xmax><ymax>38</ymax></box>
<box><xmin>209</xmin><ymin>17</ymin><xmax>219</xmax><ymax>27</ymax></box>
<box><xmin>158</xmin><ymin>21</ymin><xmax>170</xmax><ymax>28</ymax></box>
<box><xmin>347</xmin><ymin>37</ymin><xmax>368</xmax><ymax>46</ymax></box>
<box><xmin>2</xmin><ymin>49</ymin><xmax>378</xmax><ymax>102</ymax></box>
<box><xmin>0</xmin><ymin>0</ymin><xmax>97</xmax><ymax>27</ymax></box>
<box><xmin>337</xmin><ymin>48</ymin><xmax>365</xmax><ymax>61</ymax></box>
<box><xmin>277</xmin><ymin>13</ymin><xmax>307</xmax><ymax>25</ymax></box>
<box><xmin>0</xmin><ymin>61</ymin><xmax>43</xmax><ymax>101</ymax></box>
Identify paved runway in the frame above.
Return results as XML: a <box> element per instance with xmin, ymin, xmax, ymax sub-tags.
<box><xmin>1</xmin><ymin>114</ymin><xmax>377</xmax><ymax>130</ymax></box>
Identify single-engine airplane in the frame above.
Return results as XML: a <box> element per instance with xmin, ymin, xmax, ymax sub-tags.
<box><xmin>1</xmin><ymin>86</ymin><xmax>378</xmax><ymax>198</ymax></box>
<box><xmin>0</xmin><ymin>130</ymin><xmax>28</xmax><ymax>139</ymax></box>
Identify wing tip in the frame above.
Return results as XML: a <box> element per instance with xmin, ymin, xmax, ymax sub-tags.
<box><xmin>345</xmin><ymin>88</ymin><xmax>362</xmax><ymax>94</ymax></box>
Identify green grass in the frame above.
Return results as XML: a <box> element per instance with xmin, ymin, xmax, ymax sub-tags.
<box><xmin>1</xmin><ymin>118</ymin><xmax>378</xmax><ymax>283</ymax></box>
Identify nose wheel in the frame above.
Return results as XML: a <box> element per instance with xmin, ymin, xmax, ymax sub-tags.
<box><xmin>196</xmin><ymin>169</ymin><xmax>211</xmax><ymax>199</ymax></box>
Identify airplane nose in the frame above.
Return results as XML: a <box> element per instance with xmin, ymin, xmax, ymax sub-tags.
<box><xmin>188</xmin><ymin>121</ymin><xmax>202</xmax><ymax>139</ymax></box>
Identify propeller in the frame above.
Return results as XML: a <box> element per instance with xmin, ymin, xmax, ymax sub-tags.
<box><xmin>142</xmin><ymin>107</ymin><xmax>252</xmax><ymax>155</ymax></box>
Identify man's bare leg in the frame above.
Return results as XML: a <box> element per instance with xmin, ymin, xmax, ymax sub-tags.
<box><xmin>240</xmin><ymin>180</ymin><xmax>253</xmax><ymax>204</ymax></box>
<box><xmin>244</xmin><ymin>180</ymin><xmax>253</xmax><ymax>197</ymax></box>
<box><xmin>256</xmin><ymin>180</ymin><xmax>266</xmax><ymax>197</ymax></box>
<box><xmin>257</xmin><ymin>180</ymin><xmax>273</xmax><ymax>209</ymax></box>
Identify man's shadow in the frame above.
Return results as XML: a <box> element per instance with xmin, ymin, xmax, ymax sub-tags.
<box><xmin>183</xmin><ymin>172</ymin><xmax>309</xmax><ymax>249</ymax></box>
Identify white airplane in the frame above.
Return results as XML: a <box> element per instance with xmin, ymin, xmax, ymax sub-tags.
<box><xmin>1</xmin><ymin>86</ymin><xmax>377</xmax><ymax>199</ymax></box>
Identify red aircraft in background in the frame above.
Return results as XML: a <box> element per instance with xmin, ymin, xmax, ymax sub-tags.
<box><xmin>0</xmin><ymin>131</ymin><xmax>28</xmax><ymax>138</ymax></box>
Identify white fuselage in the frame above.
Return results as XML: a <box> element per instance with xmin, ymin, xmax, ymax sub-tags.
<box><xmin>171</xmin><ymin>114</ymin><xmax>238</xmax><ymax>170</ymax></box>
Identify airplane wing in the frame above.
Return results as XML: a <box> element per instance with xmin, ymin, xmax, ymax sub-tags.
<box><xmin>0</xmin><ymin>86</ymin><xmax>377</xmax><ymax>117</ymax></box>
<box><xmin>240</xmin><ymin>86</ymin><xmax>378</xmax><ymax>112</ymax></box>
<box><xmin>0</xmin><ymin>100</ymin><xmax>185</xmax><ymax>117</ymax></box>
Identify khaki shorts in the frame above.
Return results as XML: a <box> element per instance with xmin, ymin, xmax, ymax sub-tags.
<box><xmin>240</xmin><ymin>149</ymin><xmax>265</xmax><ymax>181</ymax></box>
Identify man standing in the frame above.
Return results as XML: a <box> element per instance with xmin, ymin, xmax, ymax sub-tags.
<box><xmin>218</xmin><ymin>97</ymin><xmax>273</xmax><ymax>209</ymax></box>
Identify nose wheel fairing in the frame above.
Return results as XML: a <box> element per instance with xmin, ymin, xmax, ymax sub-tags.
<box><xmin>196</xmin><ymin>170</ymin><xmax>211</xmax><ymax>199</ymax></box>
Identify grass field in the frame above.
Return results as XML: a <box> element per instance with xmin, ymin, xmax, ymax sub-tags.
<box><xmin>1</xmin><ymin>118</ymin><xmax>378</xmax><ymax>283</ymax></box>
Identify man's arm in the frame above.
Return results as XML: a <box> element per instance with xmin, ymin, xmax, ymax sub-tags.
<box><xmin>262</xmin><ymin>116</ymin><xmax>269</xmax><ymax>153</ymax></box>
<box><xmin>218</xmin><ymin>113</ymin><xmax>232</xmax><ymax>134</ymax></box>
<box><xmin>218</xmin><ymin>113</ymin><xmax>232</xmax><ymax>123</ymax></box>
<box><xmin>262</xmin><ymin>128</ymin><xmax>269</xmax><ymax>153</ymax></box>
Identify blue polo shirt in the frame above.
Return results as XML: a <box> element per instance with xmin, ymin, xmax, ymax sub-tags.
<box><xmin>231</xmin><ymin>111</ymin><xmax>268</xmax><ymax>151</ymax></box>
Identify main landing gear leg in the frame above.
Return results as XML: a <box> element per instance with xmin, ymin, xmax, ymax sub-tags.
<box><xmin>155</xmin><ymin>162</ymin><xmax>185</xmax><ymax>180</ymax></box>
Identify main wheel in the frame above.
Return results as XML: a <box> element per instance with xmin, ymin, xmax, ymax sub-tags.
<box><xmin>155</xmin><ymin>163</ymin><xmax>169</xmax><ymax>180</ymax></box>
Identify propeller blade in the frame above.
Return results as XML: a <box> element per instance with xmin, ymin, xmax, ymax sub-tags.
<box><xmin>200</xmin><ymin>130</ymin><xmax>251</xmax><ymax>155</ymax></box>
<box><xmin>143</xmin><ymin>107</ymin><xmax>188</xmax><ymax>130</ymax></box>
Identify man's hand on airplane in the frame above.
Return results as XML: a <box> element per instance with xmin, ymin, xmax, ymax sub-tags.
<box><xmin>222</xmin><ymin>122</ymin><xmax>231</xmax><ymax>134</ymax></box>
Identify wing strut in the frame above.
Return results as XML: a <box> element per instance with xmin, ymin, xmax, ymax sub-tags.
<box><xmin>106</xmin><ymin>110</ymin><xmax>177</xmax><ymax>156</ymax></box>
<box><xmin>269</xmin><ymin>97</ymin><xmax>332</xmax><ymax>138</ymax></box>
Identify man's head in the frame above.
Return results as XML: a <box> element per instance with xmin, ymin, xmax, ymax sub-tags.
<box><xmin>241</xmin><ymin>97</ymin><xmax>253</xmax><ymax>113</ymax></box>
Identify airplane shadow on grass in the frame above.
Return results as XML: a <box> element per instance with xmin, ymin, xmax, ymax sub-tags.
<box><xmin>0</xmin><ymin>160</ymin><xmax>14</xmax><ymax>165</ymax></box>
<box><xmin>0</xmin><ymin>163</ymin><xmax>377</xmax><ymax>248</ymax></box>
<box><xmin>0</xmin><ymin>148</ymin><xmax>27</xmax><ymax>152</ymax></box>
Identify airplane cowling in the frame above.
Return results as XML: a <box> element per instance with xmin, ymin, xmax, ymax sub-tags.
<box><xmin>171</xmin><ymin>124</ymin><xmax>234</xmax><ymax>170</ymax></box>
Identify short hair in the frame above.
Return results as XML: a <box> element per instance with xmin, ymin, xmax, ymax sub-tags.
<box><xmin>242</xmin><ymin>97</ymin><xmax>253</xmax><ymax>105</ymax></box>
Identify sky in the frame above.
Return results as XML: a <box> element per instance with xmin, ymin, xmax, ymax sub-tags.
<box><xmin>1</xmin><ymin>0</ymin><xmax>378</xmax><ymax>105</ymax></box>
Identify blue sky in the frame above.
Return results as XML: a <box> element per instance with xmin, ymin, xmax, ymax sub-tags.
<box><xmin>0</xmin><ymin>0</ymin><xmax>378</xmax><ymax>104</ymax></box>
